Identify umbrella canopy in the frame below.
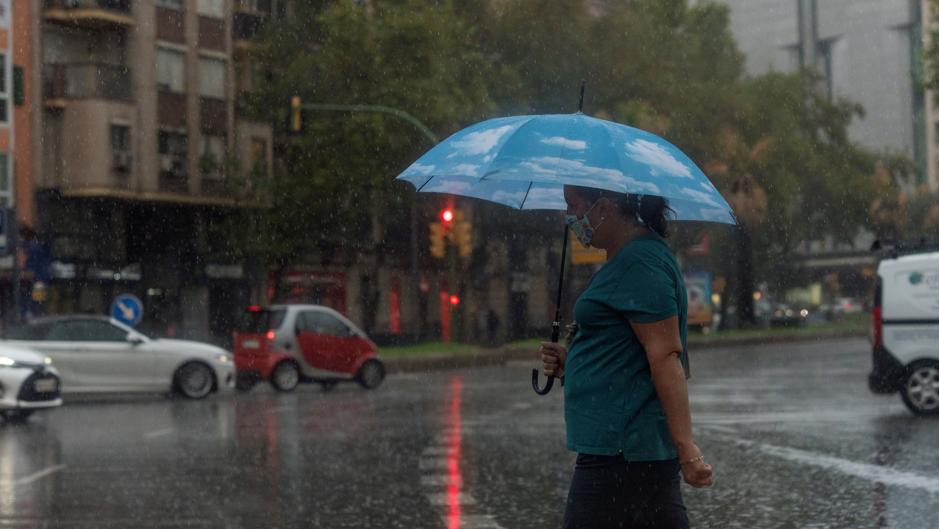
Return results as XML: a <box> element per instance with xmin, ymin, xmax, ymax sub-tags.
<box><xmin>397</xmin><ymin>113</ymin><xmax>736</xmax><ymax>225</ymax></box>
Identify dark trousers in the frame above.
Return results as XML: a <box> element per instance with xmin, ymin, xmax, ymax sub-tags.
<box><xmin>562</xmin><ymin>454</ymin><xmax>690</xmax><ymax>529</ymax></box>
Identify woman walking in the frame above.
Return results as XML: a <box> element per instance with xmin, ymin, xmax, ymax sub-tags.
<box><xmin>540</xmin><ymin>185</ymin><xmax>713</xmax><ymax>529</ymax></box>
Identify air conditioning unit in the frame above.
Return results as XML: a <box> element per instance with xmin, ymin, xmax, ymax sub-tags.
<box><xmin>112</xmin><ymin>151</ymin><xmax>132</xmax><ymax>172</ymax></box>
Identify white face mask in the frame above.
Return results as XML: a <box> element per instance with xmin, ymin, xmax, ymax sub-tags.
<box><xmin>565</xmin><ymin>199</ymin><xmax>604</xmax><ymax>247</ymax></box>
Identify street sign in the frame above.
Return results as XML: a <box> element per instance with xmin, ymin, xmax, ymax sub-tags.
<box><xmin>111</xmin><ymin>294</ymin><xmax>144</xmax><ymax>327</ymax></box>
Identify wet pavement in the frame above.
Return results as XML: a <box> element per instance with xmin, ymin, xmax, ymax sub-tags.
<box><xmin>1</xmin><ymin>337</ymin><xmax>936</xmax><ymax>529</ymax></box>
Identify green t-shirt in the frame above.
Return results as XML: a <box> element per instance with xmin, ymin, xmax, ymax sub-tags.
<box><xmin>563</xmin><ymin>233</ymin><xmax>688</xmax><ymax>460</ymax></box>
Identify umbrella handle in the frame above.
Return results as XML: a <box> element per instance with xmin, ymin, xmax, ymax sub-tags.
<box><xmin>531</xmin><ymin>369</ymin><xmax>555</xmax><ymax>395</ymax></box>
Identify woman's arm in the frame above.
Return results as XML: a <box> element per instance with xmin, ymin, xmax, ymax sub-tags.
<box><xmin>630</xmin><ymin>316</ymin><xmax>713</xmax><ymax>487</ymax></box>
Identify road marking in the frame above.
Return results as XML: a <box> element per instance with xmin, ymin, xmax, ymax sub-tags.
<box><xmin>731</xmin><ymin>437</ymin><xmax>939</xmax><ymax>494</ymax></box>
<box><xmin>13</xmin><ymin>464</ymin><xmax>66</xmax><ymax>486</ymax></box>
<box><xmin>143</xmin><ymin>428</ymin><xmax>174</xmax><ymax>439</ymax></box>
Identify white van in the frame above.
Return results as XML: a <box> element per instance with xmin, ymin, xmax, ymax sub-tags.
<box><xmin>869</xmin><ymin>246</ymin><xmax>939</xmax><ymax>415</ymax></box>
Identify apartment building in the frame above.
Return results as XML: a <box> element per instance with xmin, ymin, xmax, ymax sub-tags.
<box><xmin>21</xmin><ymin>0</ymin><xmax>274</xmax><ymax>341</ymax></box>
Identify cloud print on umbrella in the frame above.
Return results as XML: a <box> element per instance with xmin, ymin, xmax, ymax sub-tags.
<box><xmin>397</xmin><ymin>113</ymin><xmax>736</xmax><ymax>224</ymax></box>
<box><xmin>625</xmin><ymin>139</ymin><xmax>693</xmax><ymax>178</ymax></box>
<box><xmin>448</xmin><ymin>125</ymin><xmax>515</xmax><ymax>157</ymax></box>
<box><xmin>542</xmin><ymin>136</ymin><xmax>588</xmax><ymax>150</ymax></box>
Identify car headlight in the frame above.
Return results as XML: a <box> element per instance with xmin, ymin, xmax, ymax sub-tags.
<box><xmin>43</xmin><ymin>356</ymin><xmax>54</xmax><ymax>366</ymax></box>
<box><xmin>0</xmin><ymin>356</ymin><xmax>17</xmax><ymax>367</ymax></box>
<box><xmin>215</xmin><ymin>353</ymin><xmax>231</xmax><ymax>364</ymax></box>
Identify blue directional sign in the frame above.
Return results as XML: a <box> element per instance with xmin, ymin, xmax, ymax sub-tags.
<box><xmin>111</xmin><ymin>294</ymin><xmax>144</xmax><ymax>327</ymax></box>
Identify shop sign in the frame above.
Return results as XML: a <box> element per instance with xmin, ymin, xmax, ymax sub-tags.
<box><xmin>51</xmin><ymin>261</ymin><xmax>76</xmax><ymax>279</ymax></box>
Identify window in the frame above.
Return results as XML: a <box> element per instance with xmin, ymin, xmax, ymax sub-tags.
<box><xmin>200</xmin><ymin>134</ymin><xmax>226</xmax><ymax>179</ymax></box>
<box><xmin>158</xmin><ymin>131</ymin><xmax>188</xmax><ymax>178</ymax></box>
<box><xmin>156</xmin><ymin>48</ymin><xmax>186</xmax><ymax>93</ymax></box>
<box><xmin>297</xmin><ymin>311</ymin><xmax>350</xmax><ymax>337</ymax></box>
<box><xmin>46</xmin><ymin>321</ymin><xmax>129</xmax><ymax>342</ymax></box>
<box><xmin>197</xmin><ymin>0</ymin><xmax>225</xmax><ymax>18</ymax></box>
<box><xmin>0</xmin><ymin>154</ymin><xmax>9</xmax><ymax>208</ymax></box>
<box><xmin>199</xmin><ymin>57</ymin><xmax>226</xmax><ymax>99</ymax></box>
<box><xmin>13</xmin><ymin>66</ymin><xmax>23</xmax><ymax>106</ymax></box>
<box><xmin>237</xmin><ymin>309</ymin><xmax>286</xmax><ymax>333</ymax></box>
<box><xmin>0</xmin><ymin>54</ymin><xmax>7</xmax><ymax>123</ymax></box>
<box><xmin>111</xmin><ymin>125</ymin><xmax>132</xmax><ymax>172</ymax></box>
<box><xmin>157</xmin><ymin>0</ymin><xmax>184</xmax><ymax>9</ymax></box>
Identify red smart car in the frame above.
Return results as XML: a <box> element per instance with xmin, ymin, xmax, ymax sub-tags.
<box><xmin>233</xmin><ymin>304</ymin><xmax>384</xmax><ymax>392</ymax></box>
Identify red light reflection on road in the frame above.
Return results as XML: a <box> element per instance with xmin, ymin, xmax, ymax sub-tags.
<box><xmin>447</xmin><ymin>376</ymin><xmax>463</xmax><ymax>529</ymax></box>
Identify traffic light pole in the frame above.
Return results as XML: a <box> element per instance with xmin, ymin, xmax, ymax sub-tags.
<box><xmin>292</xmin><ymin>102</ymin><xmax>439</xmax><ymax>342</ymax></box>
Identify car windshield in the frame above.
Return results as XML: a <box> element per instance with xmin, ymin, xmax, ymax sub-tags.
<box><xmin>237</xmin><ymin>309</ymin><xmax>286</xmax><ymax>334</ymax></box>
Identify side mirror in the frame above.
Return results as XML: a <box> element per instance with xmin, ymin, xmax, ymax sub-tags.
<box><xmin>294</xmin><ymin>326</ymin><xmax>302</xmax><ymax>337</ymax></box>
<box><xmin>127</xmin><ymin>333</ymin><xmax>145</xmax><ymax>346</ymax></box>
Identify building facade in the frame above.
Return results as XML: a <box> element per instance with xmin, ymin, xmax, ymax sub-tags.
<box><xmin>716</xmin><ymin>0</ymin><xmax>932</xmax><ymax>187</ymax></box>
<box><xmin>19</xmin><ymin>0</ymin><xmax>273</xmax><ymax>342</ymax></box>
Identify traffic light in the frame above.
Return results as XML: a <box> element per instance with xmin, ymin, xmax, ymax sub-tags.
<box><xmin>429</xmin><ymin>221</ymin><xmax>446</xmax><ymax>258</ymax></box>
<box><xmin>453</xmin><ymin>218</ymin><xmax>472</xmax><ymax>258</ymax></box>
<box><xmin>441</xmin><ymin>208</ymin><xmax>454</xmax><ymax>225</ymax></box>
<box><xmin>288</xmin><ymin>95</ymin><xmax>304</xmax><ymax>134</ymax></box>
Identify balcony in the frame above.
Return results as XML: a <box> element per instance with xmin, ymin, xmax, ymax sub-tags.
<box><xmin>44</xmin><ymin>63</ymin><xmax>132</xmax><ymax>106</ymax></box>
<box><xmin>44</xmin><ymin>0</ymin><xmax>134</xmax><ymax>30</ymax></box>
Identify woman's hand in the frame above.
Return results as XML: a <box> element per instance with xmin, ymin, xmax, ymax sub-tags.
<box><xmin>539</xmin><ymin>342</ymin><xmax>567</xmax><ymax>377</ymax></box>
<box><xmin>677</xmin><ymin>442</ymin><xmax>713</xmax><ymax>488</ymax></box>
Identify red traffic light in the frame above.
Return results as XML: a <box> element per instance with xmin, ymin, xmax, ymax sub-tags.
<box><xmin>441</xmin><ymin>209</ymin><xmax>454</xmax><ymax>223</ymax></box>
<box><xmin>449</xmin><ymin>295</ymin><xmax>460</xmax><ymax>306</ymax></box>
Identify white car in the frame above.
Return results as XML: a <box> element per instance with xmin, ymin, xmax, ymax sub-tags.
<box><xmin>3</xmin><ymin>316</ymin><xmax>235</xmax><ymax>399</ymax></box>
<box><xmin>870</xmin><ymin>247</ymin><xmax>939</xmax><ymax>415</ymax></box>
<box><xmin>0</xmin><ymin>343</ymin><xmax>62</xmax><ymax>422</ymax></box>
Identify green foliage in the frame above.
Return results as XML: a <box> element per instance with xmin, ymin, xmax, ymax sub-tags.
<box><xmin>233</xmin><ymin>0</ymin><xmax>880</xmax><ymax>296</ymax></box>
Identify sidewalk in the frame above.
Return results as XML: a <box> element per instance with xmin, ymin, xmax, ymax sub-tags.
<box><xmin>382</xmin><ymin>327</ymin><xmax>868</xmax><ymax>374</ymax></box>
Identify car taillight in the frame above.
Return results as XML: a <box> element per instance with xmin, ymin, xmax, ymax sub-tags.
<box><xmin>872</xmin><ymin>306</ymin><xmax>883</xmax><ymax>348</ymax></box>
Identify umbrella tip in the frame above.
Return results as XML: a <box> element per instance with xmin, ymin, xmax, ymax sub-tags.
<box><xmin>578</xmin><ymin>80</ymin><xmax>586</xmax><ymax>112</ymax></box>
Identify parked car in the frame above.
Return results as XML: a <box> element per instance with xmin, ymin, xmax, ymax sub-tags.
<box><xmin>0</xmin><ymin>343</ymin><xmax>62</xmax><ymax>422</ymax></box>
<box><xmin>233</xmin><ymin>304</ymin><xmax>384</xmax><ymax>392</ymax></box>
<box><xmin>3</xmin><ymin>316</ymin><xmax>235</xmax><ymax>399</ymax></box>
<box><xmin>768</xmin><ymin>303</ymin><xmax>808</xmax><ymax>328</ymax></box>
<box><xmin>870</xmin><ymin>249</ymin><xmax>939</xmax><ymax>415</ymax></box>
<box><xmin>832</xmin><ymin>297</ymin><xmax>863</xmax><ymax>315</ymax></box>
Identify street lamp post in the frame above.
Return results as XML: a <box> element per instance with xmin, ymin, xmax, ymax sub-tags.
<box><xmin>289</xmin><ymin>101</ymin><xmax>439</xmax><ymax>342</ymax></box>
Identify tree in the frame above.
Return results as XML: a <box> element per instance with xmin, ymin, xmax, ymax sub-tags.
<box><xmin>239</xmin><ymin>0</ymin><xmax>501</xmax><ymax>330</ymax></box>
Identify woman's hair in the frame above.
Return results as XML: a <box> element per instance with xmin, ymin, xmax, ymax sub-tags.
<box><xmin>571</xmin><ymin>186</ymin><xmax>673</xmax><ymax>238</ymax></box>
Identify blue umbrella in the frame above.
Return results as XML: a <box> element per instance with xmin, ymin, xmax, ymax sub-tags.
<box><xmin>396</xmin><ymin>110</ymin><xmax>736</xmax><ymax>394</ymax></box>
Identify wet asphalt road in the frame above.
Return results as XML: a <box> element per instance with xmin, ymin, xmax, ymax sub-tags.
<box><xmin>1</xmin><ymin>337</ymin><xmax>936</xmax><ymax>529</ymax></box>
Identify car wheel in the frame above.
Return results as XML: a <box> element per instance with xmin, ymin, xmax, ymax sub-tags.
<box><xmin>900</xmin><ymin>361</ymin><xmax>939</xmax><ymax>416</ymax></box>
<box><xmin>270</xmin><ymin>361</ymin><xmax>300</xmax><ymax>392</ymax></box>
<box><xmin>2</xmin><ymin>409</ymin><xmax>34</xmax><ymax>423</ymax></box>
<box><xmin>355</xmin><ymin>359</ymin><xmax>385</xmax><ymax>390</ymax></box>
<box><xmin>174</xmin><ymin>362</ymin><xmax>215</xmax><ymax>399</ymax></box>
